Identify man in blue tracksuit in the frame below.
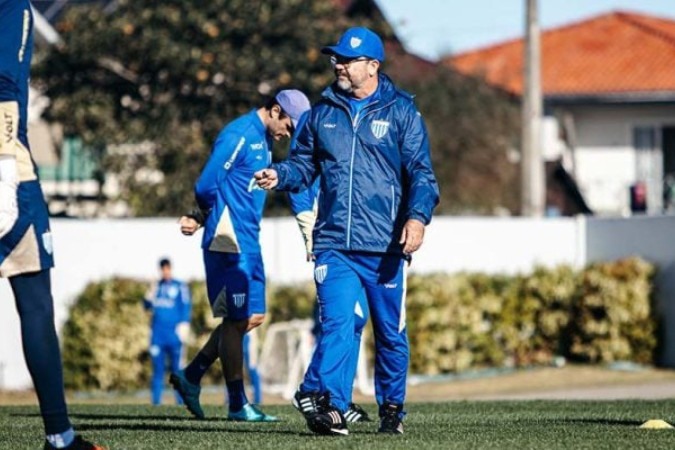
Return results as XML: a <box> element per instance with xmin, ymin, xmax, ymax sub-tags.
<box><xmin>144</xmin><ymin>258</ymin><xmax>191</xmax><ymax>405</ymax></box>
<box><xmin>0</xmin><ymin>2</ymin><xmax>102</xmax><ymax>449</ymax></box>
<box><xmin>289</xmin><ymin>176</ymin><xmax>371</xmax><ymax>423</ymax></box>
<box><xmin>170</xmin><ymin>89</ymin><xmax>311</xmax><ymax>422</ymax></box>
<box><xmin>256</xmin><ymin>27</ymin><xmax>439</xmax><ymax>435</ymax></box>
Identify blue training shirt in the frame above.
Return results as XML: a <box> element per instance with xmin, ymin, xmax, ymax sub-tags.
<box><xmin>144</xmin><ymin>279</ymin><xmax>192</xmax><ymax>329</ymax></box>
<box><xmin>195</xmin><ymin>110</ymin><xmax>271</xmax><ymax>254</ymax></box>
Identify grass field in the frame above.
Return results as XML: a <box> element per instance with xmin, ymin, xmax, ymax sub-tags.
<box><xmin>2</xmin><ymin>400</ymin><xmax>675</xmax><ymax>449</ymax></box>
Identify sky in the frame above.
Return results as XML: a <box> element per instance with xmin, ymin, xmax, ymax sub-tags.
<box><xmin>375</xmin><ymin>0</ymin><xmax>675</xmax><ymax>61</ymax></box>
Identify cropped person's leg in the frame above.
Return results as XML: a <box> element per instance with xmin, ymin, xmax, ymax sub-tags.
<box><xmin>150</xmin><ymin>343</ymin><xmax>166</xmax><ymax>405</ymax></box>
<box><xmin>10</xmin><ymin>270</ymin><xmax>72</xmax><ymax>437</ymax></box>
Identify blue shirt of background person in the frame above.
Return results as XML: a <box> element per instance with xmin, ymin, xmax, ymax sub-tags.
<box><xmin>144</xmin><ymin>258</ymin><xmax>192</xmax><ymax>405</ymax></box>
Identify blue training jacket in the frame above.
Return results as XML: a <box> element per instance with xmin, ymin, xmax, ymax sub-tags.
<box><xmin>273</xmin><ymin>74</ymin><xmax>440</xmax><ymax>255</ymax></box>
<box><xmin>195</xmin><ymin>110</ymin><xmax>271</xmax><ymax>254</ymax></box>
<box><xmin>144</xmin><ymin>279</ymin><xmax>191</xmax><ymax>330</ymax></box>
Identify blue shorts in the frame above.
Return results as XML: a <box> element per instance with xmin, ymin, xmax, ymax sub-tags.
<box><xmin>203</xmin><ymin>251</ymin><xmax>265</xmax><ymax>321</ymax></box>
<box><xmin>0</xmin><ymin>181</ymin><xmax>54</xmax><ymax>278</ymax></box>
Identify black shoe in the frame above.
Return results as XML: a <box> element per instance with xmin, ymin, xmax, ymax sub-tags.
<box><xmin>44</xmin><ymin>435</ymin><xmax>105</xmax><ymax>450</ymax></box>
<box><xmin>306</xmin><ymin>392</ymin><xmax>349</xmax><ymax>436</ymax></box>
<box><xmin>344</xmin><ymin>402</ymin><xmax>372</xmax><ymax>423</ymax></box>
<box><xmin>292</xmin><ymin>389</ymin><xmax>320</xmax><ymax>418</ymax></box>
<box><xmin>378</xmin><ymin>402</ymin><xmax>404</xmax><ymax>434</ymax></box>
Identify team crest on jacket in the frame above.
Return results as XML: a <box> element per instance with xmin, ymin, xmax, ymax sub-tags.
<box><xmin>314</xmin><ymin>264</ymin><xmax>328</xmax><ymax>284</ymax></box>
<box><xmin>371</xmin><ymin>120</ymin><xmax>390</xmax><ymax>139</ymax></box>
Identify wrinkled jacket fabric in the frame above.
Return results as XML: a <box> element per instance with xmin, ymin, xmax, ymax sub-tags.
<box><xmin>273</xmin><ymin>74</ymin><xmax>439</xmax><ymax>255</ymax></box>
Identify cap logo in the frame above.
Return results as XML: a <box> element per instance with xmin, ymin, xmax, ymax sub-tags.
<box><xmin>350</xmin><ymin>37</ymin><xmax>362</xmax><ymax>48</ymax></box>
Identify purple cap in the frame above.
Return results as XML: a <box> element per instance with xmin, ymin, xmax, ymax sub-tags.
<box><xmin>321</xmin><ymin>27</ymin><xmax>385</xmax><ymax>62</ymax></box>
<box><xmin>275</xmin><ymin>89</ymin><xmax>311</xmax><ymax>128</ymax></box>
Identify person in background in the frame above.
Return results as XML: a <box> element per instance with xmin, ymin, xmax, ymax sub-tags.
<box><xmin>144</xmin><ymin>258</ymin><xmax>191</xmax><ymax>405</ymax></box>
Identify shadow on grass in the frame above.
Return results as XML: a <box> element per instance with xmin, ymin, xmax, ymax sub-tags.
<box><xmin>11</xmin><ymin>412</ymin><xmax>231</xmax><ymax>422</ymax></box>
<box><xmin>76</xmin><ymin>422</ymin><xmax>309</xmax><ymax>436</ymax></box>
<box><xmin>566</xmin><ymin>418</ymin><xmax>645</xmax><ymax>427</ymax></box>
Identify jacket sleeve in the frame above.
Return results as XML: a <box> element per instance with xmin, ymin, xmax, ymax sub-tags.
<box><xmin>194</xmin><ymin>130</ymin><xmax>243</xmax><ymax>211</ymax></box>
<box><xmin>272</xmin><ymin>111</ymin><xmax>318</xmax><ymax>192</ymax></box>
<box><xmin>399</xmin><ymin>101</ymin><xmax>440</xmax><ymax>225</ymax></box>
<box><xmin>178</xmin><ymin>281</ymin><xmax>192</xmax><ymax>323</ymax></box>
<box><xmin>143</xmin><ymin>282</ymin><xmax>157</xmax><ymax>311</ymax></box>
<box><xmin>288</xmin><ymin>177</ymin><xmax>319</xmax><ymax>215</ymax></box>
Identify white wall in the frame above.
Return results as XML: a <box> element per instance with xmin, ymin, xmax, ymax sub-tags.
<box><xmin>556</xmin><ymin>105</ymin><xmax>675</xmax><ymax>215</ymax></box>
<box><xmin>2</xmin><ymin>215</ymin><xmax>674</xmax><ymax>389</ymax></box>
<box><xmin>0</xmin><ymin>216</ymin><xmax>583</xmax><ymax>390</ymax></box>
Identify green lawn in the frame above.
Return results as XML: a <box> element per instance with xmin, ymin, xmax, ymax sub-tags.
<box><xmin>2</xmin><ymin>401</ymin><xmax>675</xmax><ymax>449</ymax></box>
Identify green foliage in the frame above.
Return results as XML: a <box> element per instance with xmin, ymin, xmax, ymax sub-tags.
<box><xmin>61</xmin><ymin>278</ymin><xmax>150</xmax><ymax>390</ymax></box>
<box><xmin>400</xmin><ymin>70</ymin><xmax>521</xmax><ymax>215</ymax></box>
<box><xmin>61</xmin><ymin>258</ymin><xmax>656</xmax><ymax>390</ymax></box>
<box><xmin>266</xmin><ymin>281</ymin><xmax>316</xmax><ymax>323</ymax></box>
<box><xmin>33</xmin><ymin>0</ymin><xmax>520</xmax><ymax>217</ymax></box>
<box><xmin>569</xmin><ymin>258</ymin><xmax>656</xmax><ymax>363</ymax></box>
<box><xmin>34</xmin><ymin>0</ymin><xmax>354</xmax><ymax>216</ymax></box>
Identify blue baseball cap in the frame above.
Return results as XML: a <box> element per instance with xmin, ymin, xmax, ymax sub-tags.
<box><xmin>275</xmin><ymin>89</ymin><xmax>311</xmax><ymax>128</ymax></box>
<box><xmin>321</xmin><ymin>27</ymin><xmax>385</xmax><ymax>62</ymax></box>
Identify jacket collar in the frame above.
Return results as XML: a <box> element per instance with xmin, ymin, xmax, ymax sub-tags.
<box><xmin>248</xmin><ymin>109</ymin><xmax>267</xmax><ymax>136</ymax></box>
<box><xmin>321</xmin><ymin>73</ymin><xmax>397</xmax><ymax>109</ymax></box>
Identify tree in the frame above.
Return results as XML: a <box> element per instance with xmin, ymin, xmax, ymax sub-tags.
<box><xmin>34</xmin><ymin>0</ymin><xmax>357</xmax><ymax>216</ymax></box>
<box><xmin>400</xmin><ymin>69</ymin><xmax>521</xmax><ymax>215</ymax></box>
<box><xmin>34</xmin><ymin>0</ymin><xmax>519</xmax><ymax>217</ymax></box>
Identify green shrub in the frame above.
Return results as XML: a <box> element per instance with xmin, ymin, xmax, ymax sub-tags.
<box><xmin>569</xmin><ymin>258</ymin><xmax>656</xmax><ymax>363</ymax></box>
<box><xmin>61</xmin><ymin>257</ymin><xmax>657</xmax><ymax>390</ymax></box>
<box><xmin>62</xmin><ymin>278</ymin><xmax>150</xmax><ymax>390</ymax></box>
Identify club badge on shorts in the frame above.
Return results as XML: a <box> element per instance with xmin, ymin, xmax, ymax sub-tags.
<box><xmin>232</xmin><ymin>293</ymin><xmax>246</xmax><ymax>308</ymax></box>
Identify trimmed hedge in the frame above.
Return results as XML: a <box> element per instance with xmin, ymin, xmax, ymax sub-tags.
<box><xmin>61</xmin><ymin>257</ymin><xmax>657</xmax><ymax>390</ymax></box>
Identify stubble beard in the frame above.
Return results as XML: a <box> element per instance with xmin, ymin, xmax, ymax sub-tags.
<box><xmin>336</xmin><ymin>74</ymin><xmax>353</xmax><ymax>93</ymax></box>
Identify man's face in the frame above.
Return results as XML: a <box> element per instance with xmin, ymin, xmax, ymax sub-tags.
<box><xmin>160</xmin><ymin>264</ymin><xmax>171</xmax><ymax>281</ymax></box>
<box><xmin>267</xmin><ymin>106</ymin><xmax>294</xmax><ymax>141</ymax></box>
<box><xmin>331</xmin><ymin>55</ymin><xmax>376</xmax><ymax>93</ymax></box>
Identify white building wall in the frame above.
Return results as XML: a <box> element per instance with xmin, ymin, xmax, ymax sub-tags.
<box><xmin>556</xmin><ymin>104</ymin><xmax>675</xmax><ymax>215</ymax></box>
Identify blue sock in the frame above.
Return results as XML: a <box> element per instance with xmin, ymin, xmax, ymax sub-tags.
<box><xmin>46</xmin><ymin>427</ymin><xmax>74</xmax><ymax>449</ymax></box>
<box><xmin>227</xmin><ymin>379</ymin><xmax>248</xmax><ymax>412</ymax></box>
<box><xmin>10</xmin><ymin>270</ymin><xmax>71</xmax><ymax>435</ymax></box>
<box><xmin>184</xmin><ymin>352</ymin><xmax>215</xmax><ymax>385</ymax></box>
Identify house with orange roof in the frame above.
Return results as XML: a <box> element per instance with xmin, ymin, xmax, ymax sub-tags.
<box><xmin>445</xmin><ymin>10</ymin><xmax>675</xmax><ymax>216</ymax></box>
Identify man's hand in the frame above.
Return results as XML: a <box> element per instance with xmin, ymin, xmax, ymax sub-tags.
<box><xmin>0</xmin><ymin>156</ymin><xmax>18</xmax><ymax>239</ymax></box>
<box><xmin>399</xmin><ymin>219</ymin><xmax>425</xmax><ymax>255</ymax></box>
<box><xmin>179</xmin><ymin>215</ymin><xmax>200</xmax><ymax>236</ymax></box>
<box><xmin>254</xmin><ymin>169</ymin><xmax>279</xmax><ymax>190</ymax></box>
<box><xmin>175</xmin><ymin>322</ymin><xmax>190</xmax><ymax>344</ymax></box>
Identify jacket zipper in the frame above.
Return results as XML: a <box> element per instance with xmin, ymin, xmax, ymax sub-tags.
<box><xmin>344</xmin><ymin>98</ymin><xmax>396</xmax><ymax>248</ymax></box>
<box><xmin>390</xmin><ymin>184</ymin><xmax>395</xmax><ymax>220</ymax></box>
